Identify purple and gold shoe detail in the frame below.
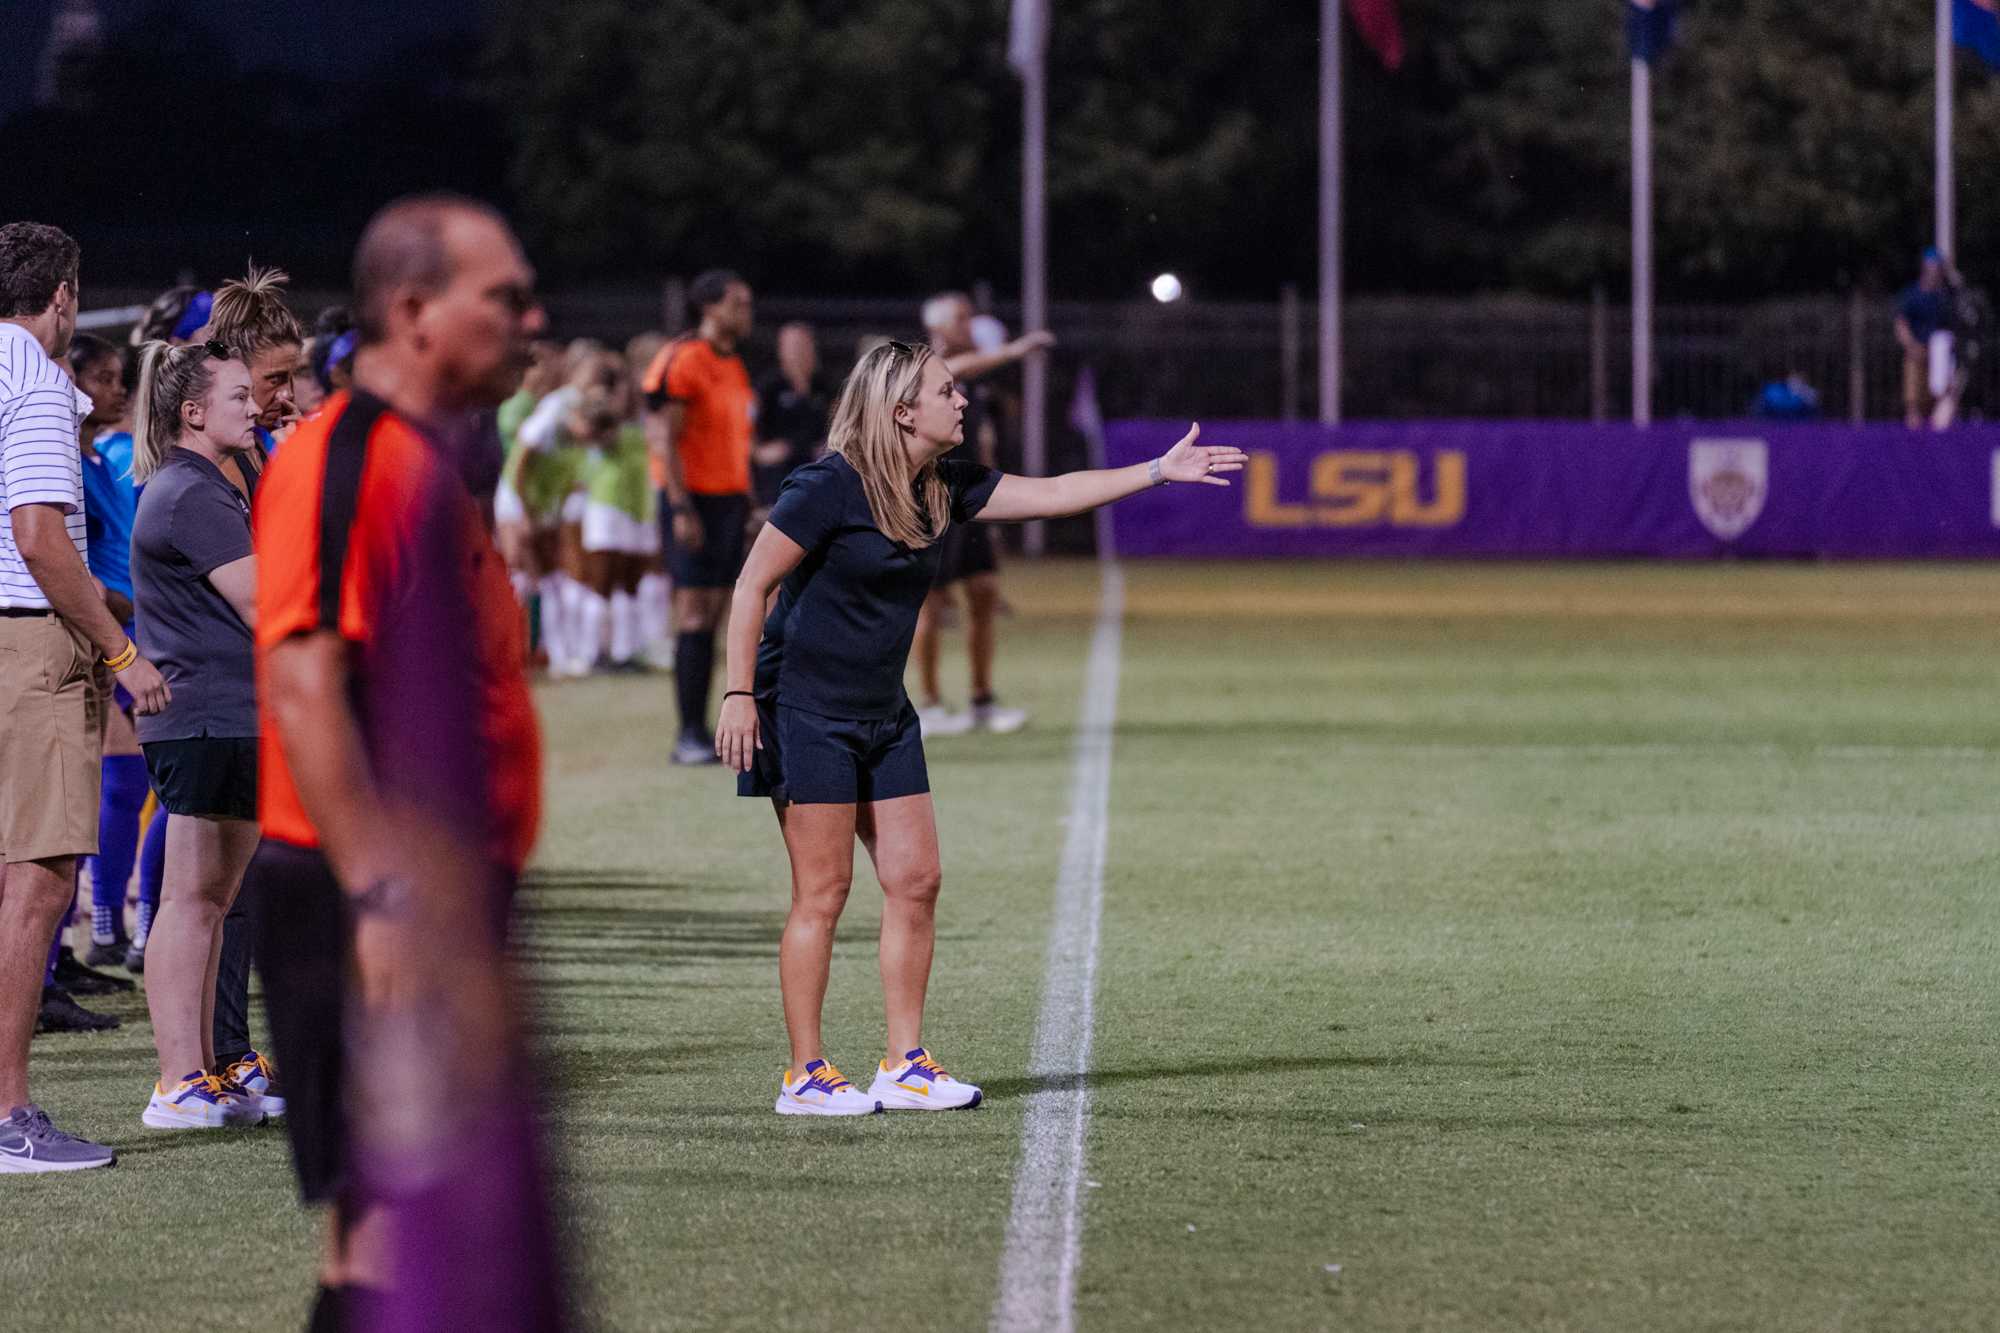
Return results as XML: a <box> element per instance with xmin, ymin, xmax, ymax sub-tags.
<box><xmin>869</xmin><ymin>1048</ymin><xmax>983</xmax><ymax>1111</ymax></box>
<box><xmin>775</xmin><ymin>1059</ymin><xmax>882</xmax><ymax>1117</ymax></box>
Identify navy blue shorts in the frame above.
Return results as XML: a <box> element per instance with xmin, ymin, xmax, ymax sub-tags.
<box><xmin>664</xmin><ymin>491</ymin><xmax>751</xmax><ymax>589</ymax></box>
<box><xmin>738</xmin><ymin>699</ymin><xmax>930</xmax><ymax>806</ymax></box>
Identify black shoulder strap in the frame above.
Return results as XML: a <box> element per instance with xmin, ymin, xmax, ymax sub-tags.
<box><xmin>316</xmin><ymin>391</ymin><xmax>390</xmax><ymax>629</ymax></box>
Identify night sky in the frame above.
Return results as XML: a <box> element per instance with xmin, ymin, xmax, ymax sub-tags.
<box><xmin>1</xmin><ymin>0</ymin><xmax>493</xmax><ymax>118</ymax></box>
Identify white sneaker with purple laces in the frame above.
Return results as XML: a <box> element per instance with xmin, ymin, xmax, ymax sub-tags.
<box><xmin>868</xmin><ymin>1048</ymin><xmax>983</xmax><ymax>1110</ymax></box>
<box><xmin>775</xmin><ymin>1059</ymin><xmax>881</xmax><ymax>1116</ymax></box>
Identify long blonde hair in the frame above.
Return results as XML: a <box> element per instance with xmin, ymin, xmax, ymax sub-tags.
<box><xmin>130</xmin><ymin>340</ymin><xmax>223</xmax><ymax>483</ymax></box>
<box><xmin>826</xmin><ymin>340</ymin><xmax>949</xmax><ymax>548</ymax></box>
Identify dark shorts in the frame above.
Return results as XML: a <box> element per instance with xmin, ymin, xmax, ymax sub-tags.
<box><xmin>142</xmin><ymin>736</ymin><xmax>258</xmax><ymax>820</ymax></box>
<box><xmin>738</xmin><ymin>700</ymin><xmax>930</xmax><ymax>806</ymax></box>
<box><xmin>935</xmin><ymin>522</ymin><xmax>998</xmax><ymax>585</ymax></box>
<box><xmin>665</xmin><ymin>490</ymin><xmax>751</xmax><ymax>589</ymax></box>
<box><xmin>246</xmin><ymin>839</ymin><xmax>349</xmax><ymax>1204</ymax></box>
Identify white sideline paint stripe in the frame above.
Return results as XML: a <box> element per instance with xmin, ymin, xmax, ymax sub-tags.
<box><xmin>991</xmin><ymin>562</ymin><xmax>1125</xmax><ymax>1333</ymax></box>
<box><xmin>1293</xmin><ymin>741</ymin><xmax>1996</xmax><ymax>761</ymax></box>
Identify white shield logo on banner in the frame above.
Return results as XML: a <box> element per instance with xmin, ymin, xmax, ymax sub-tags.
<box><xmin>1689</xmin><ymin>437</ymin><xmax>1768</xmax><ymax>541</ymax></box>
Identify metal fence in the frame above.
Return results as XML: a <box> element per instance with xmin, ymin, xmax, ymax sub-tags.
<box><xmin>84</xmin><ymin>284</ymin><xmax>1960</xmax><ymax>428</ymax></box>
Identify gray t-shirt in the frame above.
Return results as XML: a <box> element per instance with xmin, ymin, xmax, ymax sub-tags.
<box><xmin>132</xmin><ymin>447</ymin><xmax>256</xmax><ymax>742</ymax></box>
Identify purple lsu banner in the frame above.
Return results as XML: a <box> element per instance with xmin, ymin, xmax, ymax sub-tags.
<box><xmin>1103</xmin><ymin>420</ymin><xmax>2000</xmax><ymax>559</ymax></box>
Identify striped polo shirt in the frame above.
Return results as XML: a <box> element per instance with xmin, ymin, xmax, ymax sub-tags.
<box><xmin>0</xmin><ymin>320</ymin><xmax>88</xmax><ymax>608</ymax></box>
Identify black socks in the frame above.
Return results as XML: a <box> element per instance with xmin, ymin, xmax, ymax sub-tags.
<box><xmin>674</xmin><ymin>629</ymin><xmax>717</xmax><ymax>736</ymax></box>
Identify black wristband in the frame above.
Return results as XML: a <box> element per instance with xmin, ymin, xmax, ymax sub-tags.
<box><xmin>723</xmin><ymin>690</ymin><xmax>754</xmax><ymax>700</ymax></box>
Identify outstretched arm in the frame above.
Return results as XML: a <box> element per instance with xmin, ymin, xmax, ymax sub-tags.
<box><xmin>975</xmin><ymin>423</ymin><xmax>1246</xmax><ymax>523</ymax></box>
<box><xmin>944</xmin><ymin>330</ymin><xmax>1056</xmax><ymax>383</ymax></box>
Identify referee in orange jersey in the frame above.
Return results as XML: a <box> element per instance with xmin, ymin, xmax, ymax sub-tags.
<box><xmin>642</xmin><ymin>270</ymin><xmax>756</xmax><ymax>765</ymax></box>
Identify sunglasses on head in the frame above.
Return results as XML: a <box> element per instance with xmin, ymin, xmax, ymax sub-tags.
<box><xmin>180</xmin><ymin>339</ymin><xmax>231</xmax><ymax>361</ymax></box>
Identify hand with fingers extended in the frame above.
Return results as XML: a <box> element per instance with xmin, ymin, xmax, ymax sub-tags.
<box><xmin>1156</xmin><ymin>423</ymin><xmax>1250</xmax><ymax>487</ymax></box>
<box><xmin>716</xmin><ymin>693</ymin><xmax>762</xmax><ymax>772</ymax></box>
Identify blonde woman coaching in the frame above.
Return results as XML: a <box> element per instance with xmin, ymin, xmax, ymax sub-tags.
<box><xmin>717</xmin><ymin>339</ymin><xmax>1243</xmax><ymax>1116</ymax></box>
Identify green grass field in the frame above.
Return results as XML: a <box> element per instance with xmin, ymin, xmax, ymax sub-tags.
<box><xmin>5</xmin><ymin>560</ymin><xmax>1998</xmax><ymax>1331</ymax></box>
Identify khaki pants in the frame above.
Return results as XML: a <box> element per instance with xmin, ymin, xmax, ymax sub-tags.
<box><xmin>0</xmin><ymin>613</ymin><xmax>104</xmax><ymax>863</ymax></box>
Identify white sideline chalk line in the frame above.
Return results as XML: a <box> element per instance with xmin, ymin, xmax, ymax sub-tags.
<box><xmin>991</xmin><ymin>563</ymin><xmax>1125</xmax><ymax>1333</ymax></box>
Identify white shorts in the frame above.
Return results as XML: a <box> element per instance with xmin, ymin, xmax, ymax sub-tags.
<box><xmin>582</xmin><ymin>500</ymin><xmax>660</xmax><ymax>555</ymax></box>
<box><xmin>494</xmin><ymin>480</ymin><xmax>528</xmax><ymax>527</ymax></box>
<box><xmin>560</xmin><ymin>490</ymin><xmax>589</xmax><ymax>527</ymax></box>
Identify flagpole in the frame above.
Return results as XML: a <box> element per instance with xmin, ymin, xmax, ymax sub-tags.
<box><xmin>1020</xmin><ymin>7</ymin><xmax>1048</xmax><ymax>556</ymax></box>
<box><xmin>1632</xmin><ymin>48</ymin><xmax>1653</xmax><ymax>427</ymax></box>
<box><xmin>1938</xmin><ymin>0</ymin><xmax>1956</xmax><ymax>258</ymax></box>
<box><xmin>1319</xmin><ymin>0</ymin><xmax>1343</xmax><ymax>425</ymax></box>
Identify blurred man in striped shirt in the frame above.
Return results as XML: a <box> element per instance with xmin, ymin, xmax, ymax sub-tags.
<box><xmin>0</xmin><ymin>221</ymin><xmax>168</xmax><ymax>1173</ymax></box>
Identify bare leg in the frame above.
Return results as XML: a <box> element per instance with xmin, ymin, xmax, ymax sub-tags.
<box><xmin>195</xmin><ymin>820</ymin><xmax>261</xmax><ymax>1071</ymax></box>
<box><xmin>856</xmin><ymin>794</ymin><xmax>943</xmax><ymax>1064</ymax></box>
<box><xmin>914</xmin><ymin>587</ymin><xmax>952</xmax><ymax>706</ymax></box>
<box><xmin>774</xmin><ymin>800</ymin><xmax>857</xmax><ymax>1069</ymax></box>
<box><xmin>0</xmin><ymin>857</ymin><xmax>76</xmax><ymax>1109</ymax></box>
<box><xmin>147</xmin><ymin>815</ymin><xmax>257</xmax><ymax>1083</ymax></box>
<box><xmin>964</xmin><ymin>572</ymin><xmax>1000</xmax><ymax>701</ymax></box>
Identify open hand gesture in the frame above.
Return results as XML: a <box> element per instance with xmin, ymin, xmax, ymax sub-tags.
<box><xmin>1157</xmin><ymin>423</ymin><xmax>1248</xmax><ymax>487</ymax></box>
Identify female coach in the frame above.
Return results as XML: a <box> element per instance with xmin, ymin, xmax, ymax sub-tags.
<box><xmin>128</xmin><ymin>340</ymin><xmax>272</xmax><ymax>1129</ymax></box>
<box><xmin>716</xmin><ymin>340</ymin><xmax>1243</xmax><ymax>1116</ymax></box>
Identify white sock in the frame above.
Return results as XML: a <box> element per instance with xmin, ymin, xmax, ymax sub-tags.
<box><xmin>640</xmin><ymin>573</ymin><xmax>669</xmax><ymax>641</ymax></box>
<box><xmin>610</xmin><ymin>589</ymin><xmax>638</xmax><ymax>663</ymax></box>
<box><xmin>559</xmin><ymin>578</ymin><xmax>591</xmax><ymax>668</ymax></box>
<box><xmin>538</xmin><ymin>575</ymin><xmax>568</xmax><ymax>665</ymax></box>
<box><xmin>577</xmin><ymin>589</ymin><xmax>609</xmax><ymax>666</ymax></box>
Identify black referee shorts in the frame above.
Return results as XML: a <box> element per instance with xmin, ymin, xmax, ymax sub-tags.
<box><xmin>665</xmin><ymin>491</ymin><xmax>751</xmax><ymax>589</ymax></box>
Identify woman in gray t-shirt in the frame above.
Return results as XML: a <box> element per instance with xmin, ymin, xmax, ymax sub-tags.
<box><xmin>128</xmin><ymin>340</ymin><xmax>269</xmax><ymax>1131</ymax></box>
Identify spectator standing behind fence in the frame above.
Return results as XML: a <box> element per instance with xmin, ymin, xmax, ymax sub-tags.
<box><xmin>1896</xmin><ymin>248</ymin><xmax>1959</xmax><ymax>430</ymax></box>
<box><xmin>0</xmin><ymin>221</ymin><xmax>169</xmax><ymax>1173</ymax></box>
<box><xmin>128</xmin><ymin>339</ymin><xmax>278</xmax><ymax>1130</ymax></box>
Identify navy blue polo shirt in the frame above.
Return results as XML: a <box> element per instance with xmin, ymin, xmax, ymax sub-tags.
<box><xmin>756</xmin><ymin>452</ymin><xmax>1000</xmax><ymax>719</ymax></box>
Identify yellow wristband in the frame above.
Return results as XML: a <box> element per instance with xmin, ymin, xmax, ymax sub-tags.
<box><xmin>103</xmin><ymin>641</ymin><xmax>138</xmax><ymax>673</ymax></box>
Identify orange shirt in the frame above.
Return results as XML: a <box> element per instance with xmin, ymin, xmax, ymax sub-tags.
<box><xmin>253</xmin><ymin>391</ymin><xmax>542</xmax><ymax>873</ymax></box>
<box><xmin>642</xmin><ymin>336</ymin><xmax>753</xmax><ymax>495</ymax></box>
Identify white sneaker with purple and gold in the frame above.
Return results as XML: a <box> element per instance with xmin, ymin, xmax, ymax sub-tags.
<box><xmin>775</xmin><ymin>1060</ymin><xmax>881</xmax><ymax>1116</ymax></box>
<box><xmin>868</xmin><ymin>1048</ymin><xmax>983</xmax><ymax>1111</ymax></box>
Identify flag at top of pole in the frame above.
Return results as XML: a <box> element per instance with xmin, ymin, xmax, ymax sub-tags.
<box><xmin>1345</xmin><ymin>0</ymin><xmax>1404</xmax><ymax>70</ymax></box>
<box><xmin>1628</xmin><ymin>0</ymin><xmax>1678</xmax><ymax>63</ymax></box>
<box><xmin>1955</xmin><ymin>0</ymin><xmax>2000</xmax><ymax>68</ymax></box>
<box><xmin>1009</xmin><ymin>0</ymin><xmax>1048</xmax><ymax>77</ymax></box>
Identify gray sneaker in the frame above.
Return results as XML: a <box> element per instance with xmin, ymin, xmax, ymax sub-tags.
<box><xmin>0</xmin><ymin>1103</ymin><xmax>116</xmax><ymax>1173</ymax></box>
<box><xmin>671</xmin><ymin>732</ymin><xmax>720</xmax><ymax>766</ymax></box>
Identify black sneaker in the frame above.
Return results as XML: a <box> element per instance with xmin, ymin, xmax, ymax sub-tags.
<box><xmin>83</xmin><ymin>938</ymin><xmax>130</xmax><ymax>970</ymax></box>
<box><xmin>36</xmin><ymin>986</ymin><xmax>121</xmax><ymax>1034</ymax></box>
<box><xmin>671</xmin><ymin>732</ymin><xmax>720</xmax><ymax>766</ymax></box>
<box><xmin>54</xmin><ymin>946</ymin><xmax>134</xmax><ymax>995</ymax></box>
<box><xmin>123</xmin><ymin>937</ymin><xmax>147</xmax><ymax>974</ymax></box>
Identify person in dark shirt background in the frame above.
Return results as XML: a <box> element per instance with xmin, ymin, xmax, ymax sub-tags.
<box><xmin>1896</xmin><ymin>248</ymin><xmax>1957</xmax><ymax>430</ymax></box>
<box><xmin>752</xmin><ymin>321</ymin><xmax>829</xmax><ymax>514</ymax></box>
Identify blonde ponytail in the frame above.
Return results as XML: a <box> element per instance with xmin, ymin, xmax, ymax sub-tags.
<box><xmin>130</xmin><ymin>340</ymin><xmax>221</xmax><ymax>483</ymax></box>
